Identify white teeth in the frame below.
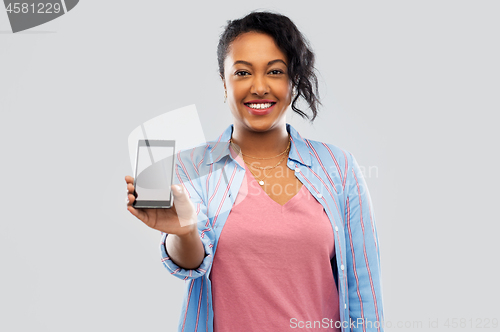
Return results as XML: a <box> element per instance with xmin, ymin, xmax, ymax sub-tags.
<box><xmin>246</xmin><ymin>103</ymin><xmax>273</xmax><ymax>109</ymax></box>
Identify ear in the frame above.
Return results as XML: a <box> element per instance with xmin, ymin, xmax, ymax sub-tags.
<box><xmin>221</xmin><ymin>75</ymin><xmax>226</xmax><ymax>90</ymax></box>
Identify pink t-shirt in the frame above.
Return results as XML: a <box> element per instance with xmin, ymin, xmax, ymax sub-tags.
<box><xmin>209</xmin><ymin>146</ymin><xmax>341</xmax><ymax>331</ymax></box>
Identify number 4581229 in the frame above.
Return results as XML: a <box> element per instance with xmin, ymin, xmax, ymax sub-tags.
<box><xmin>6</xmin><ymin>3</ymin><xmax>62</xmax><ymax>14</ymax></box>
<box><xmin>444</xmin><ymin>318</ymin><xmax>498</xmax><ymax>329</ymax></box>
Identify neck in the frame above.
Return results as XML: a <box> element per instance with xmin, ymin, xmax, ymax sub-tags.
<box><xmin>230</xmin><ymin>122</ymin><xmax>290</xmax><ymax>158</ymax></box>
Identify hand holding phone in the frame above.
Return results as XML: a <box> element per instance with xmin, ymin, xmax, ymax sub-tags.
<box><xmin>125</xmin><ymin>176</ymin><xmax>198</xmax><ymax>236</ymax></box>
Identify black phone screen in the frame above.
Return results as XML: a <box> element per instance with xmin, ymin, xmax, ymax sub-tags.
<box><xmin>133</xmin><ymin>139</ymin><xmax>175</xmax><ymax>208</ymax></box>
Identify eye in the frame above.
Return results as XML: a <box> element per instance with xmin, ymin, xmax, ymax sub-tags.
<box><xmin>269</xmin><ymin>69</ymin><xmax>284</xmax><ymax>75</ymax></box>
<box><xmin>235</xmin><ymin>71</ymin><xmax>250</xmax><ymax>76</ymax></box>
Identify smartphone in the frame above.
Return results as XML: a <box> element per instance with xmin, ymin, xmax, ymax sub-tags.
<box><xmin>133</xmin><ymin>139</ymin><xmax>175</xmax><ymax>208</ymax></box>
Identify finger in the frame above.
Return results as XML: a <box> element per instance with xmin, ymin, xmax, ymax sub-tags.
<box><xmin>127</xmin><ymin>205</ymin><xmax>147</xmax><ymax>221</ymax></box>
<box><xmin>125</xmin><ymin>175</ymin><xmax>135</xmax><ymax>184</ymax></box>
<box><xmin>127</xmin><ymin>183</ymin><xmax>135</xmax><ymax>195</ymax></box>
<box><xmin>127</xmin><ymin>193</ymin><xmax>135</xmax><ymax>205</ymax></box>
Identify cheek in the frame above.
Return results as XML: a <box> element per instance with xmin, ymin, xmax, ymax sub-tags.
<box><xmin>277</xmin><ymin>84</ymin><xmax>292</xmax><ymax>101</ymax></box>
<box><xmin>226</xmin><ymin>82</ymin><xmax>243</xmax><ymax>111</ymax></box>
<box><xmin>275</xmin><ymin>78</ymin><xmax>292</xmax><ymax>94</ymax></box>
<box><xmin>227</xmin><ymin>80</ymin><xmax>246</xmax><ymax>100</ymax></box>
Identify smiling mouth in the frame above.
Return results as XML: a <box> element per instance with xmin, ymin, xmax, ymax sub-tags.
<box><xmin>244</xmin><ymin>102</ymin><xmax>276</xmax><ymax>109</ymax></box>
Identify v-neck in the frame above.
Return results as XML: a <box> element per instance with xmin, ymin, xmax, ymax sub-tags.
<box><xmin>229</xmin><ymin>143</ymin><xmax>307</xmax><ymax>211</ymax></box>
<box><xmin>243</xmin><ymin>160</ymin><xmax>306</xmax><ymax>211</ymax></box>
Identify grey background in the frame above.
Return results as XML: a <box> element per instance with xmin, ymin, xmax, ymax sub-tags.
<box><xmin>1</xmin><ymin>1</ymin><xmax>499</xmax><ymax>331</ymax></box>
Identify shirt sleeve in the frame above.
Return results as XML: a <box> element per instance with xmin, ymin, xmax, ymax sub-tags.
<box><xmin>344</xmin><ymin>152</ymin><xmax>384</xmax><ymax>331</ymax></box>
<box><xmin>159</xmin><ymin>149</ymin><xmax>215</xmax><ymax>281</ymax></box>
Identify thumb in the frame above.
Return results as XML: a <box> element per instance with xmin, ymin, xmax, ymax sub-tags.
<box><xmin>172</xmin><ymin>184</ymin><xmax>185</xmax><ymax>198</ymax></box>
<box><xmin>171</xmin><ymin>184</ymin><xmax>196</xmax><ymax>227</ymax></box>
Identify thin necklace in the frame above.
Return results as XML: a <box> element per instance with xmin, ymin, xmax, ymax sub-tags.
<box><xmin>229</xmin><ymin>138</ymin><xmax>291</xmax><ymax>186</ymax></box>
<box><xmin>229</xmin><ymin>136</ymin><xmax>291</xmax><ymax>160</ymax></box>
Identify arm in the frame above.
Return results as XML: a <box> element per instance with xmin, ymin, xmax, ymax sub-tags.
<box><xmin>165</xmin><ymin>223</ymin><xmax>204</xmax><ymax>270</ymax></box>
<box><xmin>344</xmin><ymin>153</ymin><xmax>384</xmax><ymax>332</ymax></box>
<box><xmin>160</xmin><ymin>149</ymin><xmax>216</xmax><ymax>280</ymax></box>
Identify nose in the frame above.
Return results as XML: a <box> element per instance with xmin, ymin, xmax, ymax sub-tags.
<box><xmin>250</xmin><ymin>74</ymin><xmax>269</xmax><ymax>96</ymax></box>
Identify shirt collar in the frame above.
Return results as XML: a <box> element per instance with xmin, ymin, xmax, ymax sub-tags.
<box><xmin>206</xmin><ymin>123</ymin><xmax>312</xmax><ymax>167</ymax></box>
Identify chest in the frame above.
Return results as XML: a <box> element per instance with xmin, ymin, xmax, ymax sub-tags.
<box><xmin>206</xmin><ymin>157</ymin><xmax>348</xmax><ymax>286</ymax></box>
<box><xmin>246</xmin><ymin>163</ymin><xmax>303</xmax><ymax>206</ymax></box>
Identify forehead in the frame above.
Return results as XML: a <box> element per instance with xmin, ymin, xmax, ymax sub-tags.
<box><xmin>225</xmin><ymin>31</ymin><xmax>287</xmax><ymax>64</ymax></box>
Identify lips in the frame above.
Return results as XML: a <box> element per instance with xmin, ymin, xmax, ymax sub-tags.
<box><xmin>244</xmin><ymin>100</ymin><xmax>277</xmax><ymax>115</ymax></box>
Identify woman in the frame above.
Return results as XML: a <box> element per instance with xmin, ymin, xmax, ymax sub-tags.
<box><xmin>126</xmin><ymin>11</ymin><xmax>384</xmax><ymax>332</ymax></box>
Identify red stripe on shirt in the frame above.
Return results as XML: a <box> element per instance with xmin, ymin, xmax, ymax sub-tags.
<box><xmin>181</xmin><ymin>280</ymin><xmax>195</xmax><ymax>332</ymax></box>
<box><xmin>322</xmin><ymin>143</ymin><xmax>343</xmax><ymax>184</ymax></box>
<box><xmin>205</xmin><ymin>163</ymin><xmax>213</xmax><ymax>227</ymax></box>
<box><xmin>290</xmin><ymin>135</ymin><xmax>305</xmax><ymax>164</ymax></box>
<box><xmin>190</xmin><ymin>148</ymin><xmax>199</xmax><ymax>177</ymax></box>
<box><xmin>353</xmin><ymin>170</ymin><xmax>381</xmax><ymax>332</ymax></box>
<box><xmin>307</xmin><ymin>140</ymin><xmax>338</xmax><ymax>193</ymax></box>
<box><xmin>342</xmin><ymin>151</ymin><xmax>348</xmax><ymax>190</ymax></box>
<box><xmin>212</xmin><ymin>159</ymin><xmax>236</xmax><ymax>230</ymax></box>
<box><xmin>346</xmin><ymin>197</ymin><xmax>366</xmax><ymax>332</ymax></box>
<box><xmin>195</xmin><ymin>276</ymin><xmax>203</xmax><ymax>332</ymax></box>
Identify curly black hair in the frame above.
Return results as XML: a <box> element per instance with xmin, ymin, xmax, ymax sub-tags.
<box><xmin>217</xmin><ymin>11</ymin><xmax>321</xmax><ymax>122</ymax></box>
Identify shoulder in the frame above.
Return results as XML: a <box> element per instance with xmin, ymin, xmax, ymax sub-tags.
<box><xmin>174</xmin><ymin>138</ymin><xmax>229</xmax><ymax>179</ymax></box>
<box><xmin>302</xmin><ymin>137</ymin><xmax>353</xmax><ymax>176</ymax></box>
<box><xmin>176</xmin><ymin>143</ymin><xmax>210</xmax><ymax>168</ymax></box>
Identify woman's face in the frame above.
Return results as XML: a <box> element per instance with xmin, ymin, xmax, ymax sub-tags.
<box><xmin>223</xmin><ymin>32</ymin><xmax>293</xmax><ymax>133</ymax></box>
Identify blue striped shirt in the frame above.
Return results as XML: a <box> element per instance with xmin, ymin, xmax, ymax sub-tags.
<box><xmin>160</xmin><ymin>123</ymin><xmax>384</xmax><ymax>332</ymax></box>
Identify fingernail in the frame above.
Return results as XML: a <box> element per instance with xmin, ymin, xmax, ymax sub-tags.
<box><xmin>174</xmin><ymin>185</ymin><xmax>182</xmax><ymax>193</ymax></box>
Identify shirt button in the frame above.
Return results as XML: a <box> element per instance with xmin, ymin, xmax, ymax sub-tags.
<box><xmin>341</xmin><ymin>264</ymin><xmax>345</xmax><ymax>271</ymax></box>
<box><xmin>317</xmin><ymin>193</ymin><xmax>323</xmax><ymax>198</ymax></box>
<box><xmin>295</xmin><ymin>168</ymin><xmax>301</xmax><ymax>173</ymax></box>
<box><xmin>335</xmin><ymin>226</ymin><xmax>338</xmax><ymax>232</ymax></box>
<box><xmin>344</xmin><ymin>304</ymin><xmax>347</xmax><ymax>309</ymax></box>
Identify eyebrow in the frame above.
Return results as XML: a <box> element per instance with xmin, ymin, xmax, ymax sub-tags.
<box><xmin>233</xmin><ymin>59</ymin><xmax>287</xmax><ymax>67</ymax></box>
